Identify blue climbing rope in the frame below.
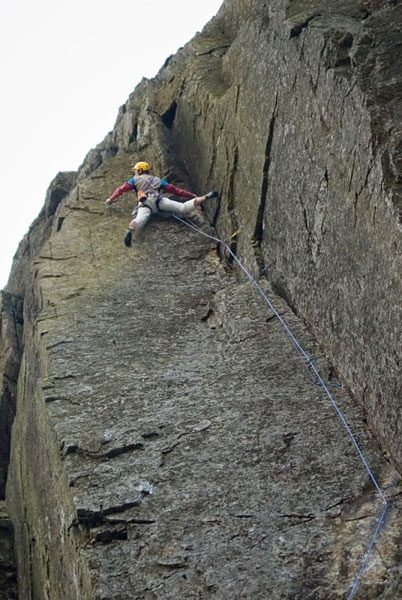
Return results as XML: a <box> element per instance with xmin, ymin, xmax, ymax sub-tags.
<box><xmin>174</xmin><ymin>214</ymin><xmax>388</xmax><ymax>599</ymax></box>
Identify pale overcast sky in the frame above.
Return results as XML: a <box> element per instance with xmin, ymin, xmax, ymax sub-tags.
<box><xmin>0</xmin><ymin>0</ymin><xmax>223</xmax><ymax>289</ymax></box>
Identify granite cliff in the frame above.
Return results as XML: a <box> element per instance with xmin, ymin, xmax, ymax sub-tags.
<box><xmin>1</xmin><ymin>0</ymin><xmax>402</xmax><ymax>598</ymax></box>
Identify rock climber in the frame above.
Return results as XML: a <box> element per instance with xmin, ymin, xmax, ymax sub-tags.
<box><xmin>105</xmin><ymin>161</ymin><xmax>218</xmax><ymax>247</ymax></box>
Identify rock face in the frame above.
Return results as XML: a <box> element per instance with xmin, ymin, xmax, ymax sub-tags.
<box><xmin>2</xmin><ymin>0</ymin><xmax>402</xmax><ymax>598</ymax></box>
<box><xmin>0</xmin><ymin>502</ymin><xmax>17</xmax><ymax>599</ymax></box>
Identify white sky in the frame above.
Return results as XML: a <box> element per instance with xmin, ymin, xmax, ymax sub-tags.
<box><xmin>0</xmin><ymin>0</ymin><xmax>223</xmax><ymax>289</ymax></box>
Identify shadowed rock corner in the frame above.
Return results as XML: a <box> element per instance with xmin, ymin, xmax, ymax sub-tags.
<box><xmin>0</xmin><ymin>502</ymin><xmax>17</xmax><ymax>600</ymax></box>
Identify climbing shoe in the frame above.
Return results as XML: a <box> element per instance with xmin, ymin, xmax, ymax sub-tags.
<box><xmin>124</xmin><ymin>229</ymin><xmax>132</xmax><ymax>247</ymax></box>
<box><xmin>205</xmin><ymin>190</ymin><xmax>219</xmax><ymax>200</ymax></box>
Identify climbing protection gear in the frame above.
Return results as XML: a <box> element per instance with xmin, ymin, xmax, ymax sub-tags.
<box><xmin>133</xmin><ymin>161</ymin><xmax>150</xmax><ymax>172</ymax></box>
<box><xmin>137</xmin><ymin>190</ymin><xmax>148</xmax><ymax>202</ymax></box>
<box><xmin>124</xmin><ymin>229</ymin><xmax>133</xmax><ymax>247</ymax></box>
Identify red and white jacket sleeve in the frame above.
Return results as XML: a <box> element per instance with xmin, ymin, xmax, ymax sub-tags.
<box><xmin>108</xmin><ymin>182</ymin><xmax>134</xmax><ymax>202</ymax></box>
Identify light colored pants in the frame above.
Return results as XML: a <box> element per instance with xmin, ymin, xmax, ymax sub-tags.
<box><xmin>132</xmin><ymin>196</ymin><xmax>197</xmax><ymax>230</ymax></box>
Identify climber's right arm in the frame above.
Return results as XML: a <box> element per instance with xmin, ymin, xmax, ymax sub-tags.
<box><xmin>105</xmin><ymin>182</ymin><xmax>134</xmax><ymax>205</ymax></box>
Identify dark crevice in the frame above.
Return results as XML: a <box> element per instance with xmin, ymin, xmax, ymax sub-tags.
<box><xmin>107</xmin><ymin>517</ymin><xmax>156</xmax><ymax>526</ymax></box>
<box><xmin>74</xmin><ymin>495</ymin><xmax>153</xmax><ymax>528</ymax></box>
<box><xmin>61</xmin><ymin>441</ymin><xmax>145</xmax><ymax>459</ymax></box>
<box><xmin>44</xmin><ymin>173</ymin><xmax>76</xmax><ymax>219</ymax></box>
<box><xmin>129</xmin><ymin>121</ymin><xmax>138</xmax><ymax>145</ymax></box>
<box><xmin>47</xmin><ymin>188</ymin><xmax>68</xmax><ymax>218</ymax></box>
<box><xmin>196</xmin><ymin>44</ymin><xmax>231</xmax><ymax>57</ymax></box>
<box><xmin>252</xmin><ymin>98</ymin><xmax>277</xmax><ymax>275</ymax></box>
<box><xmin>335</xmin><ymin>57</ymin><xmax>352</xmax><ymax>68</ymax></box>
<box><xmin>56</xmin><ymin>217</ymin><xmax>65</xmax><ymax>232</ymax></box>
<box><xmin>253</xmin><ymin>110</ymin><xmax>276</xmax><ymax>243</ymax></box>
<box><xmin>289</xmin><ymin>14</ymin><xmax>321</xmax><ymax>39</ymax></box>
<box><xmin>278</xmin><ymin>513</ymin><xmax>315</xmax><ymax>522</ymax></box>
<box><xmin>93</xmin><ymin>528</ymin><xmax>128</xmax><ymax>545</ymax></box>
<box><xmin>161</xmin><ymin>101</ymin><xmax>177</xmax><ymax>129</ymax></box>
<box><xmin>256</xmin><ymin>97</ymin><xmax>279</xmax><ymax>242</ymax></box>
<box><xmin>100</xmin><ymin>442</ymin><xmax>145</xmax><ymax>459</ymax></box>
<box><xmin>107</xmin><ymin>146</ymin><xmax>119</xmax><ymax>158</ymax></box>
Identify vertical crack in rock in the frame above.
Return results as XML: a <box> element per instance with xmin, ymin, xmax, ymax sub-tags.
<box><xmin>253</xmin><ymin>97</ymin><xmax>278</xmax><ymax>274</ymax></box>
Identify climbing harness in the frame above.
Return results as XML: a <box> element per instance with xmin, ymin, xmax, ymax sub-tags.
<box><xmin>130</xmin><ymin>176</ymin><xmax>163</xmax><ymax>219</ymax></box>
<box><xmin>174</xmin><ymin>213</ymin><xmax>388</xmax><ymax>600</ymax></box>
<box><xmin>135</xmin><ymin>175</ymin><xmax>160</xmax><ymax>211</ymax></box>
<box><xmin>137</xmin><ymin>194</ymin><xmax>162</xmax><ymax>214</ymax></box>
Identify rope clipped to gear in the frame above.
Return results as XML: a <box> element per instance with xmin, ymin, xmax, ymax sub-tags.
<box><xmin>174</xmin><ymin>214</ymin><xmax>388</xmax><ymax>600</ymax></box>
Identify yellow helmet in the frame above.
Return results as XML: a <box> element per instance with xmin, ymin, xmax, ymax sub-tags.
<box><xmin>133</xmin><ymin>161</ymin><xmax>150</xmax><ymax>172</ymax></box>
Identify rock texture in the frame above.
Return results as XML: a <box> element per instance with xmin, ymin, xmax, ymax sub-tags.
<box><xmin>2</xmin><ymin>0</ymin><xmax>402</xmax><ymax>598</ymax></box>
<box><xmin>0</xmin><ymin>502</ymin><xmax>17</xmax><ymax>599</ymax></box>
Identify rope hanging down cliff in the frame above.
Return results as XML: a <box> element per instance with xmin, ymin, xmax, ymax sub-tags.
<box><xmin>173</xmin><ymin>213</ymin><xmax>388</xmax><ymax>600</ymax></box>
